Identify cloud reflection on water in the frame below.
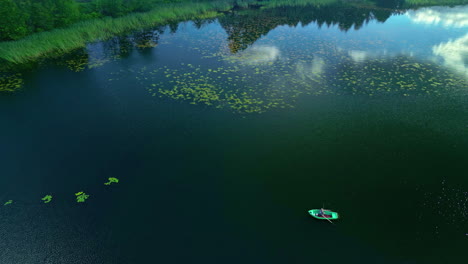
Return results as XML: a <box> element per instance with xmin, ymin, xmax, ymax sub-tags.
<box><xmin>432</xmin><ymin>33</ymin><xmax>468</xmax><ymax>78</ymax></box>
<box><xmin>348</xmin><ymin>50</ymin><xmax>368</xmax><ymax>63</ymax></box>
<box><xmin>295</xmin><ymin>56</ymin><xmax>325</xmax><ymax>81</ymax></box>
<box><xmin>239</xmin><ymin>45</ymin><xmax>280</xmax><ymax>64</ymax></box>
<box><xmin>406</xmin><ymin>5</ymin><xmax>468</xmax><ymax>28</ymax></box>
<box><xmin>398</xmin><ymin>5</ymin><xmax>468</xmax><ymax>78</ymax></box>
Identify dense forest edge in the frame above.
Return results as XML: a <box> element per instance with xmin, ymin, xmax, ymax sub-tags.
<box><xmin>0</xmin><ymin>0</ymin><xmax>189</xmax><ymax>41</ymax></box>
<box><xmin>0</xmin><ymin>0</ymin><xmax>467</xmax><ymax>66</ymax></box>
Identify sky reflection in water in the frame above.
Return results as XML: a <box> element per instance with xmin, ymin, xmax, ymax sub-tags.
<box><xmin>125</xmin><ymin>4</ymin><xmax>468</xmax><ymax>114</ymax></box>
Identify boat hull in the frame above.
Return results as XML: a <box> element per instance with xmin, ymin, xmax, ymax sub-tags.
<box><xmin>308</xmin><ymin>209</ymin><xmax>339</xmax><ymax>220</ymax></box>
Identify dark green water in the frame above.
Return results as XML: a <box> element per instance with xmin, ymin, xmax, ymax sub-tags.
<box><xmin>1</xmin><ymin>1</ymin><xmax>467</xmax><ymax>263</ymax></box>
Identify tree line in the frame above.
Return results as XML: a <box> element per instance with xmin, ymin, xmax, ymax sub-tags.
<box><xmin>0</xmin><ymin>0</ymin><xmax>177</xmax><ymax>41</ymax></box>
<box><xmin>1</xmin><ymin>0</ymin><xmax>466</xmax><ymax>42</ymax></box>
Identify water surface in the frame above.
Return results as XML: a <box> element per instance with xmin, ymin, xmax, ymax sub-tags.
<box><xmin>0</xmin><ymin>1</ymin><xmax>467</xmax><ymax>263</ymax></box>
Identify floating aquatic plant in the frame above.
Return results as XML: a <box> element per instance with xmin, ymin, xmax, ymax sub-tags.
<box><xmin>136</xmin><ymin>41</ymin><xmax>158</xmax><ymax>49</ymax></box>
<box><xmin>130</xmin><ymin>31</ymin><xmax>468</xmax><ymax>114</ymax></box>
<box><xmin>0</xmin><ymin>74</ymin><xmax>23</xmax><ymax>92</ymax></box>
<box><xmin>134</xmin><ymin>54</ymin><xmax>325</xmax><ymax>113</ymax></box>
<box><xmin>65</xmin><ymin>55</ymin><xmax>89</xmax><ymax>72</ymax></box>
<box><xmin>41</xmin><ymin>195</ymin><xmax>53</xmax><ymax>204</ymax></box>
<box><xmin>3</xmin><ymin>200</ymin><xmax>13</xmax><ymax>206</ymax></box>
<box><xmin>104</xmin><ymin>177</ymin><xmax>119</xmax><ymax>185</ymax></box>
<box><xmin>75</xmin><ymin>192</ymin><xmax>90</xmax><ymax>203</ymax></box>
<box><xmin>329</xmin><ymin>56</ymin><xmax>467</xmax><ymax>96</ymax></box>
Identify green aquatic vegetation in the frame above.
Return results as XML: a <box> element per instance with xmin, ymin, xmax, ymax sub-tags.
<box><xmin>104</xmin><ymin>177</ymin><xmax>119</xmax><ymax>185</ymax></box>
<box><xmin>136</xmin><ymin>41</ymin><xmax>158</xmax><ymax>49</ymax></box>
<box><xmin>64</xmin><ymin>55</ymin><xmax>112</xmax><ymax>72</ymax></box>
<box><xmin>223</xmin><ymin>93</ymin><xmax>265</xmax><ymax>113</ymax></box>
<box><xmin>41</xmin><ymin>195</ymin><xmax>53</xmax><ymax>204</ymax></box>
<box><xmin>114</xmin><ymin>12</ymin><xmax>468</xmax><ymax>114</ymax></box>
<box><xmin>75</xmin><ymin>192</ymin><xmax>90</xmax><ymax>203</ymax></box>
<box><xmin>88</xmin><ymin>58</ymin><xmax>112</xmax><ymax>69</ymax></box>
<box><xmin>134</xmin><ymin>32</ymin><xmax>338</xmax><ymax>112</ymax></box>
<box><xmin>328</xmin><ymin>56</ymin><xmax>468</xmax><ymax>96</ymax></box>
<box><xmin>54</xmin><ymin>45</ymin><xmax>128</xmax><ymax>72</ymax></box>
<box><xmin>65</xmin><ymin>55</ymin><xmax>89</xmax><ymax>72</ymax></box>
<box><xmin>135</xmin><ymin>58</ymin><xmax>321</xmax><ymax>113</ymax></box>
<box><xmin>133</xmin><ymin>48</ymin><xmax>468</xmax><ymax>114</ymax></box>
<box><xmin>0</xmin><ymin>74</ymin><xmax>23</xmax><ymax>92</ymax></box>
<box><xmin>3</xmin><ymin>200</ymin><xmax>13</xmax><ymax>206</ymax></box>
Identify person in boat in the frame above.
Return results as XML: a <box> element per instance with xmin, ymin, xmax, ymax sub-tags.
<box><xmin>319</xmin><ymin>208</ymin><xmax>327</xmax><ymax>217</ymax></box>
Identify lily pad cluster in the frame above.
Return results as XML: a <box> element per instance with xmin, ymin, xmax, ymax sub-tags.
<box><xmin>59</xmin><ymin>51</ymin><xmax>115</xmax><ymax>72</ymax></box>
<box><xmin>64</xmin><ymin>55</ymin><xmax>89</xmax><ymax>72</ymax></box>
<box><xmin>41</xmin><ymin>195</ymin><xmax>53</xmax><ymax>204</ymax></box>
<box><xmin>104</xmin><ymin>177</ymin><xmax>119</xmax><ymax>185</ymax></box>
<box><xmin>2</xmin><ymin>176</ymin><xmax>121</xmax><ymax>207</ymax></box>
<box><xmin>132</xmin><ymin>59</ymin><xmax>323</xmax><ymax>113</ymax></box>
<box><xmin>126</xmin><ymin>42</ymin><xmax>467</xmax><ymax>114</ymax></box>
<box><xmin>136</xmin><ymin>41</ymin><xmax>158</xmax><ymax>49</ymax></box>
<box><xmin>327</xmin><ymin>56</ymin><xmax>467</xmax><ymax>96</ymax></box>
<box><xmin>75</xmin><ymin>192</ymin><xmax>90</xmax><ymax>203</ymax></box>
<box><xmin>99</xmin><ymin>11</ymin><xmax>462</xmax><ymax>114</ymax></box>
<box><xmin>0</xmin><ymin>74</ymin><xmax>24</xmax><ymax>92</ymax></box>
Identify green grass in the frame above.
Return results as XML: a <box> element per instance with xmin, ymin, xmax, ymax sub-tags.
<box><xmin>0</xmin><ymin>1</ymin><xmax>233</xmax><ymax>64</ymax></box>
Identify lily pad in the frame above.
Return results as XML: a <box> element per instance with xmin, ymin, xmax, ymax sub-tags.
<box><xmin>41</xmin><ymin>195</ymin><xmax>53</xmax><ymax>204</ymax></box>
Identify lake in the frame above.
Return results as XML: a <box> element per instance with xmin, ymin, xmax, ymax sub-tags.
<box><xmin>0</xmin><ymin>1</ymin><xmax>467</xmax><ymax>263</ymax></box>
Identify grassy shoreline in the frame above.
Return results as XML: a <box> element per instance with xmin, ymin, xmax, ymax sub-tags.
<box><xmin>0</xmin><ymin>1</ymin><xmax>235</xmax><ymax>65</ymax></box>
